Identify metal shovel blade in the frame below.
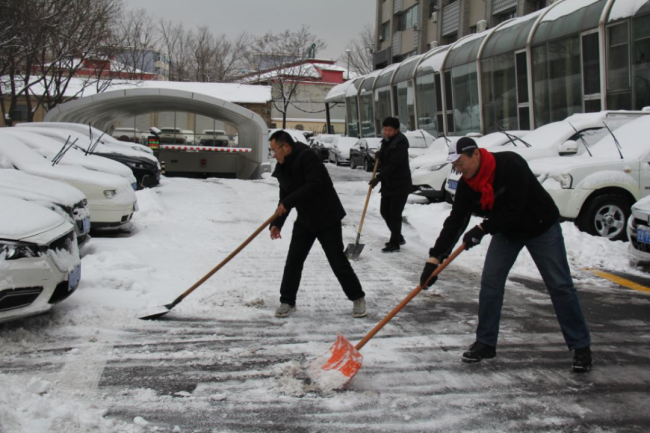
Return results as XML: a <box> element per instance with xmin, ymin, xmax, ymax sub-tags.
<box><xmin>307</xmin><ymin>333</ymin><xmax>363</xmax><ymax>390</ymax></box>
<box><xmin>344</xmin><ymin>242</ymin><xmax>365</xmax><ymax>261</ymax></box>
<box><xmin>139</xmin><ymin>304</ymin><xmax>173</xmax><ymax>320</ymax></box>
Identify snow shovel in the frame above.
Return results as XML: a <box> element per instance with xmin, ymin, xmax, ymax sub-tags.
<box><xmin>310</xmin><ymin>243</ymin><xmax>465</xmax><ymax>388</ymax></box>
<box><xmin>344</xmin><ymin>157</ymin><xmax>380</xmax><ymax>260</ymax></box>
<box><xmin>140</xmin><ymin>210</ymin><xmax>282</xmax><ymax>320</ymax></box>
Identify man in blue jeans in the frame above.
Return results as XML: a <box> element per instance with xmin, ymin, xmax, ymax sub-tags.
<box><xmin>420</xmin><ymin>138</ymin><xmax>592</xmax><ymax>372</ymax></box>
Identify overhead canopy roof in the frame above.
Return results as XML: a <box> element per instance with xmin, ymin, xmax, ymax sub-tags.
<box><xmin>325</xmin><ymin>80</ymin><xmax>353</xmax><ymax>103</ymax></box>
<box><xmin>345</xmin><ymin>78</ymin><xmax>364</xmax><ymax>98</ymax></box>
<box><xmin>43</xmin><ymin>88</ymin><xmax>269</xmax><ymax>168</ymax></box>
<box><xmin>608</xmin><ymin>0</ymin><xmax>650</xmax><ymax>22</ymax></box>
<box><xmin>481</xmin><ymin>10</ymin><xmax>543</xmax><ymax>59</ymax></box>
<box><xmin>359</xmin><ymin>69</ymin><xmax>382</xmax><ymax>95</ymax></box>
<box><xmin>393</xmin><ymin>54</ymin><xmax>425</xmax><ymax>84</ymax></box>
<box><xmin>374</xmin><ymin>63</ymin><xmax>400</xmax><ymax>89</ymax></box>
<box><xmin>416</xmin><ymin>45</ymin><xmax>451</xmax><ymax>78</ymax></box>
<box><xmin>531</xmin><ymin>0</ymin><xmax>608</xmax><ymax>46</ymax></box>
<box><xmin>444</xmin><ymin>31</ymin><xmax>491</xmax><ymax>70</ymax></box>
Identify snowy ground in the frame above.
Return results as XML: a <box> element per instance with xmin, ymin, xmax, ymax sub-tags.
<box><xmin>1</xmin><ymin>163</ymin><xmax>649</xmax><ymax>432</ymax></box>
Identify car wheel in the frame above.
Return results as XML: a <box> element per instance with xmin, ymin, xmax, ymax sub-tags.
<box><xmin>577</xmin><ymin>193</ymin><xmax>631</xmax><ymax>241</ymax></box>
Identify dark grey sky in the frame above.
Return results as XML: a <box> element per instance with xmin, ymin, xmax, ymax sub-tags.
<box><xmin>124</xmin><ymin>0</ymin><xmax>375</xmax><ymax>62</ymax></box>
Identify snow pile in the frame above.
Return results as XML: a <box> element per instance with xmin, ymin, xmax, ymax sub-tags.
<box><xmin>0</xmin><ymin>374</ymin><xmax>147</xmax><ymax>433</ymax></box>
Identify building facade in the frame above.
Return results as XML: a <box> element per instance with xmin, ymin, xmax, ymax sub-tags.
<box><xmin>374</xmin><ymin>0</ymin><xmax>552</xmax><ymax>70</ymax></box>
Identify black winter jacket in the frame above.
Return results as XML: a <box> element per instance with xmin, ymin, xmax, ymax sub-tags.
<box><xmin>429</xmin><ymin>151</ymin><xmax>559</xmax><ymax>259</ymax></box>
<box><xmin>271</xmin><ymin>142</ymin><xmax>346</xmax><ymax>233</ymax></box>
<box><xmin>376</xmin><ymin>132</ymin><xmax>412</xmax><ymax>196</ymax></box>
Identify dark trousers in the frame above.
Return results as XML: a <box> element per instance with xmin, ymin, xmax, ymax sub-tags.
<box><xmin>279</xmin><ymin>221</ymin><xmax>365</xmax><ymax>306</ymax></box>
<box><xmin>379</xmin><ymin>193</ymin><xmax>409</xmax><ymax>244</ymax></box>
<box><xmin>478</xmin><ymin>222</ymin><xmax>591</xmax><ymax>350</ymax></box>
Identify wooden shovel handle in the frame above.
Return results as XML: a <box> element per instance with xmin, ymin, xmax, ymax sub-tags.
<box><xmin>174</xmin><ymin>210</ymin><xmax>282</xmax><ymax>304</ymax></box>
<box><xmin>357</xmin><ymin>157</ymin><xmax>380</xmax><ymax>236</ymax></box>
<box><xmin>354</xmin><ymin>243</ymin><xmax>465</xmax><ymax>351</ymax></box>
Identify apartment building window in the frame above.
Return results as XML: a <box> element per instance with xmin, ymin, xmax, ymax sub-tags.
<box><xmin>499</xmin><ymin>11</ymin><xmax>517</xmax><ymax>23</ymax></box>
<box><xmin>381</xmin><ymin>22</ymin><xmax>390</xmax><ymax>42</ymax></box>
<box><xmin>443</xmin><ymin>33</ymin><xmax>458</xmax><ymax>45</ymax></box>
<box><xmin>430</xmin><ymin>0</ymin><xmax>438</xmax><ymax>12</ymax></box>
<box><xmin>469</xmin><ymin>25</ymin><xmax>477</xmax><ymax>34</ymax></box>
<box><xmin>13</xmin><ymin>105</ymin><xmax>29</xmax><ymax>122</ymax></box>
<box><xmin>397</xmin><ymin>5</ymin><xmax>420</xmax><ymax>31</ymax></box>
<box><xmin>534</xmin><ymin>0</ymin><xmax>548</xmax><ymax>11</ymax></box>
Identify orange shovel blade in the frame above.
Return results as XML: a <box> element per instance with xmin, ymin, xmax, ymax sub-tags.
<box><xmin>307</xmin><ymin>334</ymin><xmax>363</xmax><ymax>390</ymax></box>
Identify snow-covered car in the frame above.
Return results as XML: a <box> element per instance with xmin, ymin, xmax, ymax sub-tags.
<box><xmin>627</xmin><ymin>195</ymin><xmax>650</xmax><ymax>261</ymax></box>
<box><xmin>0</xmin><ymin>170</ymin><xmax>91</xmax><ymax>247</ymax></box>
<box><xmin>0</xmin><ymin>197</ymin><xmax>81</xmax><ymax>323</ymax></box>
<box><xmin>199</xmin><ymin>130</ymin><xmax>231</xmax><ymax>147</ymax></box>
<box><xmin>157</xmin><ymin>127</ymin><xmax>187</xmax><ymax>145</ymax></box>
<box><xmin>349</xmin><ymin>138</ymin><xmax>382</xmax><ymax>171</ymax></box>
<box><xmin>0</xmin><ymin>132</ymin><xmax>138</xmax><ymax>229</ymax></box>
<box><xmin>327</xmin><ymin>137</ymin><xmax>359</xmax><ymax>166</ymax></box>
<box><xmin>10</xmin><ymin>126</ymin><xmax>160</xmax><ymax>189</ymax></box>
<box><xmin>112</xmin><ymin>127</ymin><xmax>142</xmax><ymax>143</ymax></box>
<box><xmin>529</xmin><ymin>114</ymin><xmax>650</xmax><ymax>241</ymax></box>
<box><xmin>2</xmin><ymin>128</ymin><xmax>138</xmax><ymax>189</ymax></box>
<box><xmin>409</xmin><ymin>136</ymin><xmax>460</xmax><ymax>202</ymax></box>
<box><xmin>446</xmin><ymin>111</ymin><xmax>649</xmax><ymax>199</ymax></box>
<box><xmin>404</xmin><ymin>130</ymin><xmax>435</xmax><ymax>159</ymax></box>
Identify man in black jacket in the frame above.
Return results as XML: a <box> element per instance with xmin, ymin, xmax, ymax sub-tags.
<box><xmin>369</xmin><ymin>117</ymin><xmax>413</xmax><ymax>253</ymax></box>
<box><xmin>269</xmin><ymin>130</ymin><xmax>366</xmax><ymax>318</ymax></box>
<box><xmin>420</xmin><ymin>137</ymin><xmax>592</xmax><ymax>372</ymax></box>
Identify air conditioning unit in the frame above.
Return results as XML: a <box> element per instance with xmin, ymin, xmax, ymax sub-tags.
<box><xmin>431</xmin><ymin>11</ymin><xmax>438</xmax><ymax>22</ymax></box>
<box><xmin>431</xmin><ymin>40</ymin><xmax>439</xmax><ymax>48</ymax></box>
<box><xmin>379</xmin><ymin>35</ymin><xmax>384</xmax><ymax>42</ymax></box>
<box><xmin>476</xmin><ymin>20</ymin><xmax>488</xmax><ymax>32</ymax></box>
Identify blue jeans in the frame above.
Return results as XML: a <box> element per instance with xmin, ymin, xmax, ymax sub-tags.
<box><xmin>477</xmin><ymin>222</ymin><xmax>591</xmax><ymax>350</ymax></box>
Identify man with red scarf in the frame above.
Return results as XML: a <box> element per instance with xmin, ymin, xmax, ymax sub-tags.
<box><xmin>421</xmin><ymin>137</ymin><xmax>592</xmax><ymax>372</ymax></box>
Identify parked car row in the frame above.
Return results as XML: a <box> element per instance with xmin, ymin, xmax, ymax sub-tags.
<box><xmin>0</xmin><ymin>122</ymin><xmax>162</xmax><ymax>323</ymax></box>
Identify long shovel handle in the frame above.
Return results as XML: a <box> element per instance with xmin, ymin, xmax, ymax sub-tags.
<box><xmin>169</xmin><ymin>210</ymin><xmax>282</xmax><ymax>307</ymax></box>
<box><xmin>356</xmin><ymin>157</ymin><xmax>380</xmax><ymax>236</ymax></box>
<box><xmin>354</xmin><ymin>243</ymin><xmax>465</xmax><ymax>351</ymax></box>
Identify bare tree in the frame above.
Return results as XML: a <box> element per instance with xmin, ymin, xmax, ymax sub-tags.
<box><xmin>113</xmin><ymin>9</ymin><xmax>160</xmax><ymax>81</ymax></box>
<box><xmin>159</xmin><ymin>19</ymin><xmax>193</xmax><ymax>82</ymax></box>
<box><xmin>244</xmin><ymin>26</ymin><xmax>326</xmax><ymax>129</ymax></box>
<box><xmin>341</xmin><ymin>24</ymin><xmax>375</xmax><ymax>76</ymax></box>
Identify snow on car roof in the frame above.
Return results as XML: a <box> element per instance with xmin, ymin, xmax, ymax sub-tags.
<box><xmin>2</xmin><ymin>128</ymin><xmax>135</xmax><ymax>182</ymax></box>
<box><xmin>0</xmin><ymin>131</ymin><xmax>131</xmax><ymax>190</ymax></box>
<box><xmin>0</xmin><ymin>195</ymin><xmax>66</xmax><ymax>240</ymax></box>
<box><xmin>0</xmin><ymin>169</ymin><xmax>85</xmax><ymax>207</ymax></box>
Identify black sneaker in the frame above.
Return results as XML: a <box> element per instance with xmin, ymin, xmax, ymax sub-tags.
<box><xmin>462</xmin><ymin>341</ymin><xmax>496</xmax><ymax>363</ymax></box>
<box><xmin>382</xmin><ymin>243</ymin><xmax>400</xmax><ymax>253</ymax></box>
<box><xmin>572</xmin><ymin>347</ymin><xmax>592</xmax><ymax>373</ymax></box>
<box><xmin>385</xmin><ymin>237</ymin><xmax>406</xmax><ymax>247</ymax></box>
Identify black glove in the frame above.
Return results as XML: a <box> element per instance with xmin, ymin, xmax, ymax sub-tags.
<box><xmin>420</xmin><ymin>261</ymin><xmax>439</xmax><ymax>289</ymax></box>
<box><xmin>369</xmin><ymin>177</ymin><xmax>380</xmax><ymax>188</ymax></box>
<box><xmin>463</xmin><ymin>225</ymin><xmax>485</xmax><ymax>250</ymax></box>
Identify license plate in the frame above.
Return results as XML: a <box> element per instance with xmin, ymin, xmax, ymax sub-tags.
<box><xmin>638</xmin><ymin>226</ymin><xmax>650</xmax><ymax>244</ymax></box>
<box><xmin>448</xmin><ymin>180</ymin><xmax>458</xmax><ymax>191</ymax></box>
<box><xmin>82</xmin><ymin>217</ymin><xmax>91</xmax><ymax>234</ymax></box>
<box><xmin>68</xmin><ymin>265</ymin><xmax>81</xmax><ymax>292</ymax></box>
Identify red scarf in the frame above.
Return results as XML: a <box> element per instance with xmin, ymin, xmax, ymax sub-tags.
<box><xmin>463</xmin><ymin>148</ymin><xmax>496</xmax><ymax>210</ymax></box>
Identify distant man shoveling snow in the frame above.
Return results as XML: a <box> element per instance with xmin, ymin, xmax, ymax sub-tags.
<box><xmin>421</xmin><ymin>137</ymin><xmax>592</xmax><ymax>372</ymax></box>
<box><xmin>269</xmin><ymin>130</ymin><xmax>367</xmax><ymax>319</ymax></box>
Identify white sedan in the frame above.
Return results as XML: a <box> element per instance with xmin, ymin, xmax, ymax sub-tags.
<box><xmin>0</xmin><ymin>197</ymin><xmax>81</xmax><ymax>323</ymax></box>
<box><xmin>627</xmin><ymin>195</ymin><xmax>650</xmax><ymax>261</ymax></box>
<box><xmin>328</xmin><ymin>137</ymin><xmax>359</xmax><ymax>166</ymax></box>
<box><xmin>0</xmin><ymin>131</ymin><xmax>137</xmax><ymax>229</ymax></box>
<box><xmin>0</xmin><ymin>170</ymin><xmax>91</xmax><ymax>246</ymax></box>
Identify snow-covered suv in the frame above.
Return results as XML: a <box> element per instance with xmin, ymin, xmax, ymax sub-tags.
<box><xmin>530</xmin><ymin>114</ymin><xmax>650</xmax><ymax>241</ymax></box>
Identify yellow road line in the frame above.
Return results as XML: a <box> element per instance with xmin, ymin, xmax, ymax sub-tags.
<box><xmin>586</xmin><ymin>269</ymin><xmax>650</xmax><ymax>294</ymax></box>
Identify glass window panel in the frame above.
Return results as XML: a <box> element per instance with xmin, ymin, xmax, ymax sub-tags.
<box><xmin>415</xmin><ymin>73</ymin><xmax>438</xmax><ymax>136</ymax></box>
<box><xmin>492</xmin><ymin>53</ymin><xmax>518</xmax><ymax>131</ymax></box>
<box><xmin>516</xmin><ymin>51</ymin><xmax>529</xmax><ymax>104</ymax></box>
<box><xmin>452</xmin><ymin>63</ymin><xmax>481</xmax><ymax>135</ymax></box>
<box><xmin>444</xmin><ymin>71</ymin><xmax>453</xmax><ymax>111</ymax></box>
<box><xmin>346</xmin><ymin>96</ymin><xmax>359</xmax><ymax>138</ymax></box>
<box><xmin>635</xmin><ymin>13</ymin><xmax>650</xmax><ymax>40</ymax></box>
<box><xmin>435</xmin><ymin>73</ymin><xmax>443</xmax><ymax>111</ymax></box>
<box><xmin>395</xmin><ymin>82</ymin><xmax>410</xmax><ymax>131</ymax></box>
<box><xmin>634</xmin><ymin>38</ymin><xmax>650</xmax><ymax>109</ymax></box>
<box><xmin>359</xmin><ymin>93</ymin><xmax>375</xmax><ymax>137</ymax></box>
<box><xmin>607</xmin><ymin>91</ymin><xmax>632</xmax><ymax>110</ymax></box>
<box><xmin>532</xmin><ymin>45</ymin><xmax>550</xmax><ymax>127</ymax></box>
<box><xmin>584</xmin><ymin>99</ymin><xmax>601</xmax><ymax>112</ymax></box>
<box><xmin>582</xmin><ymin>33</ymin><xmax>600</xmax><ymax>96</ymax></box>
<box><xmin>446</xmin><ymin>113</ymin><xmax>455</xmax><ymax>134</ymax></box>
<box><xmin>608</xmin><ymin>23</ymin><xmax>630</xmax><ymax>92</ymax></box>
<box><xmin>518</xmin><ymin>107</ymin><xmax>530</xmax><ymax>130</ymax></box>
<box><xmin>375</xmin><ymin>86</ymin><xmax>392</xmax><ymax>133</ymax></box>
<box><xmin>548</xmin><ymin>36</ymin><xmax>582</xmax><ymax>122</ymax></box>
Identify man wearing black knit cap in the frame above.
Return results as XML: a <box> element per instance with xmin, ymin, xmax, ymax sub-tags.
<box><xmin>369</xmin><ymin>117</ymin><xmax>412</xmax><ymax>253</ymax></box>
<box><xmin>420</xmin><ymin>137</ymin><xmax>592</xmax><ymax>372</ymax></box>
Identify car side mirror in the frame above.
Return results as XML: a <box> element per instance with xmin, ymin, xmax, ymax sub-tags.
<box><xmin>558</xmin><ymin>140</ymin><xmax>579</xmax><ymax>156</ymax></box>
